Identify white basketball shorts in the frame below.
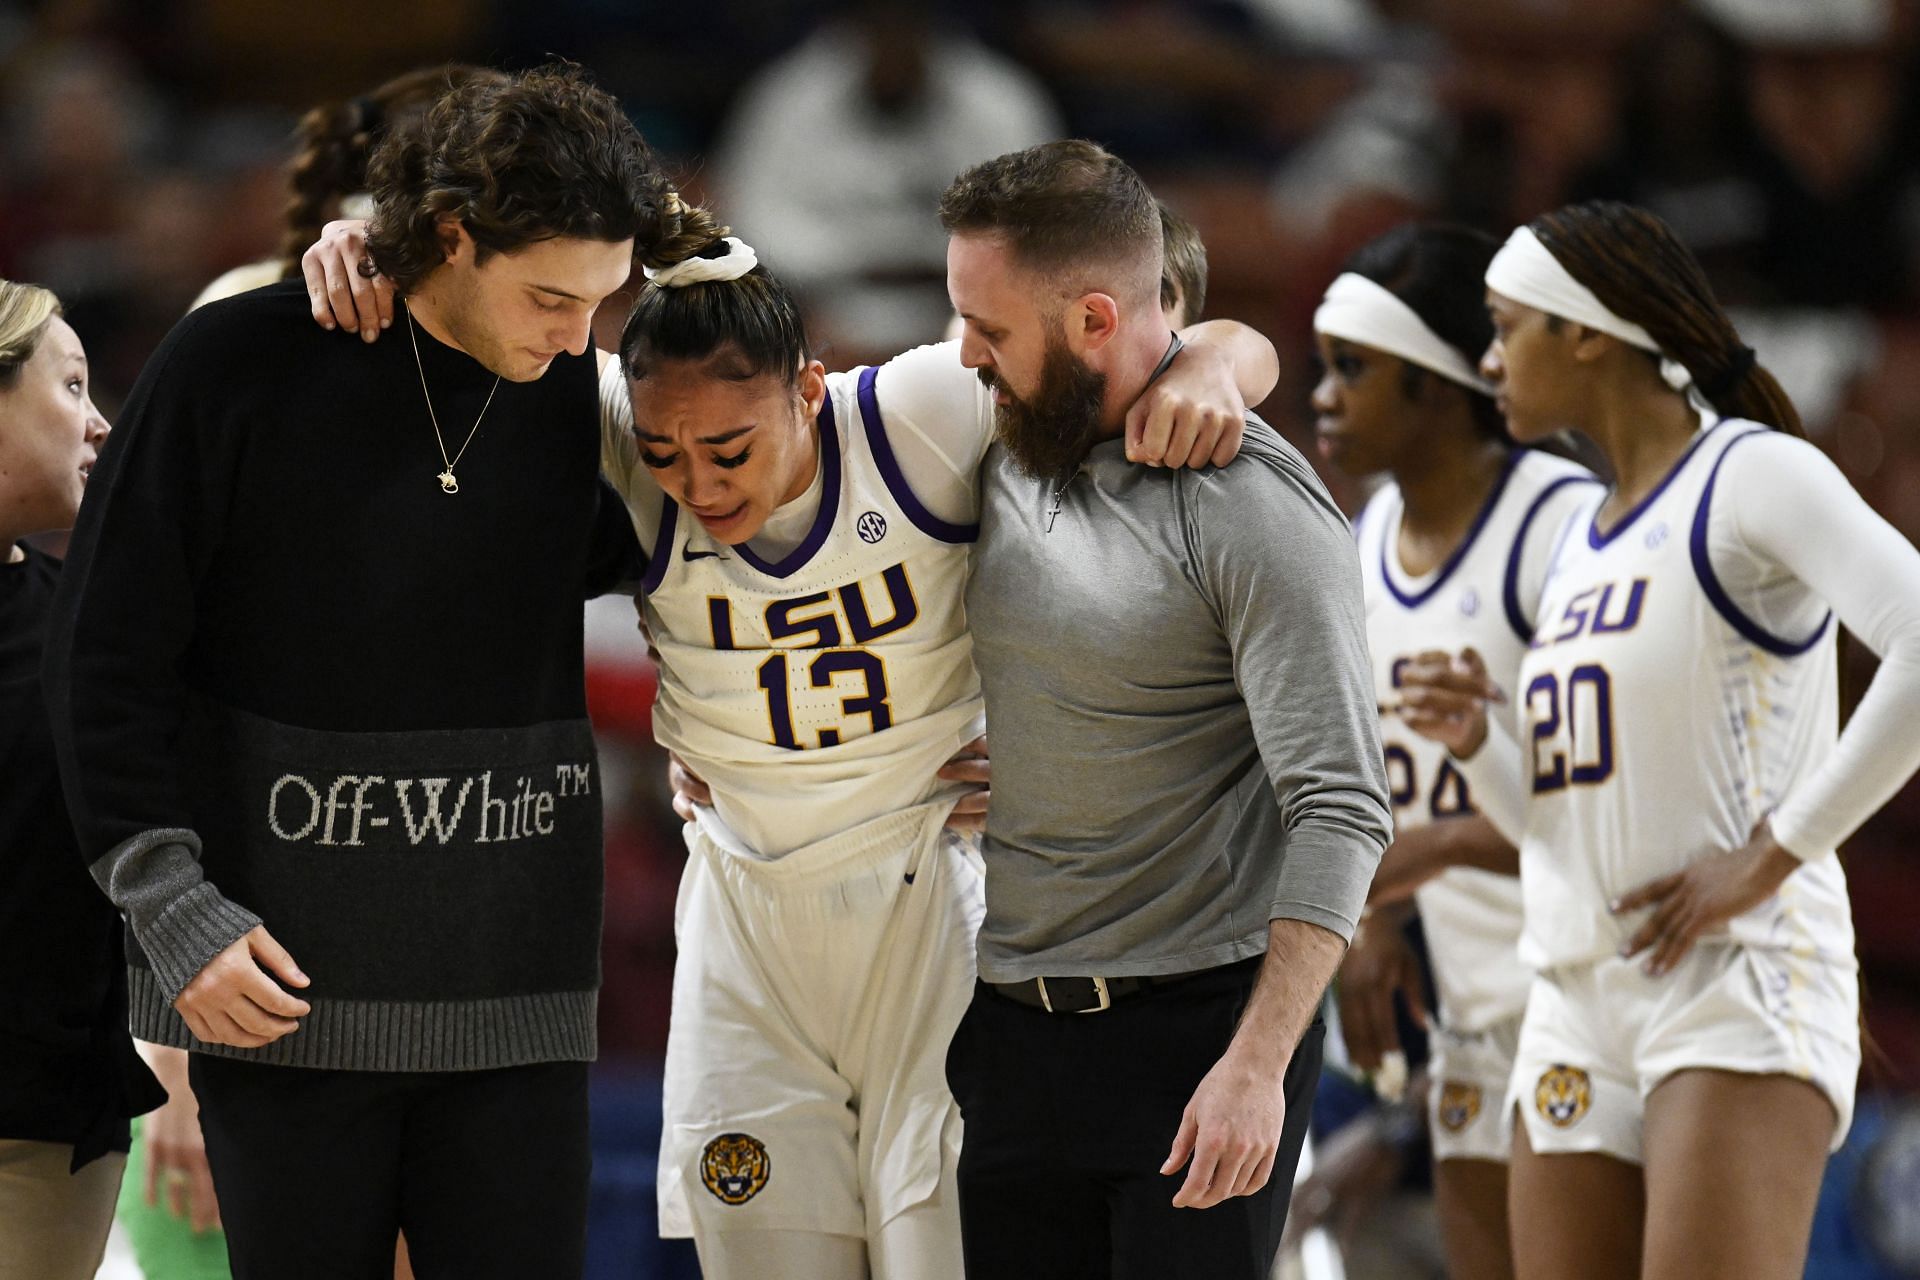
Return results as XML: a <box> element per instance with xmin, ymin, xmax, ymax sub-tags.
<box><xmin>657</xmin><ymin>799</ymin><xmax>983</xmax><ymax>1247</ymax></box>
<box><xmin>1510</xmin><ymin>944</ymin><xmax>1859</xmax><ymax>1164</ymax></box>
<box><xmin>1428</xmin><ymin>1014</ymin><xmax>1523</xmax><ymax>1164</ymax></box>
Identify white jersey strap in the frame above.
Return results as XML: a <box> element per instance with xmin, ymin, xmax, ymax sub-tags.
<box><xmin>1689</xmin><ymin>425</ymin><xmax>1832</xmax><ymax>657</ymax></box>
<box><xmin>855</xmin><ymin>365</ymin><xmax>977</xmax><ymax>544</ymax></box>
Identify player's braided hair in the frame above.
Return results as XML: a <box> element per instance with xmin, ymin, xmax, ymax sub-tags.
<box><xmin>1341</xmin><ymin>223</ymin><xmax>1507</xmax><ymax>441</ymax></box>
<box><xmin>619</xmin><ymin>197</ymin><xmax>813</xmax><ymax>388</ymax></box>
<box><xmin>273</xmin><ymin>65</ymin><xmax>507</xmax><ymax>278</ymax></box>
<box><xmin>1530</xmin><ymin>201</ymin><xmax>1804</xmax><ymax>437</ymax></box>
<box><xmin>365</xmin><ymin>62</ymin><xmax>671</xmax><ymax>294</ymax></box>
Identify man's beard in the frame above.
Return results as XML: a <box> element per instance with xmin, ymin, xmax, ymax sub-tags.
<box><xmin>982</xmin><ymin>337</ymin><xmax>1108</xmax><ymax>484</ymax></box>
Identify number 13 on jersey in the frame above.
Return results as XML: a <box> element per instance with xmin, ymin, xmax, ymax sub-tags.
<box><xmin>709</xmin><ymin>563</ymin><xmax>918</xmax><ymax>751</ymax></box>
<box><xmin>756</xmin><ymin>650</ymin><xmax>891</xmax><ymax>749</ymax></box>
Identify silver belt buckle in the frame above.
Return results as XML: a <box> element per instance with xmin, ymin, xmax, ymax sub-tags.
<box><xmin>1035</xmin><ymin>975</ymin><xmax>1111</xmax><ymax>1014</ymax></box>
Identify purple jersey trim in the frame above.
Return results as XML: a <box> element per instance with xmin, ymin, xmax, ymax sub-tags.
<box><xmin>1587</xmin><ymin>424</ymin><xmax>1722</xmax><ymax>550</ymax></box>
<box><xmin>1501</xmin><ymin>473</ymin><xmax>1604</xmax><ymax>643</ymax></box>
<box><xmin>1378</xmin><ymin>449</ymin><xmax>1524</xmax><ymax>610</ymax></box>
<box><xmin>639</xmin><ymin>499</ymin><xmax>678</xmax><ymax>594</ymax></box>
<box><xmin>855</xmin><ymin>365</ymin><xmax>979</xmax><ymax>545</ymax></box>
<box><xmin>1689</xmin><ymin>426</ymin><xmax>1833</xmax><ymax>657</ymax></box>
<box><xmin>733</xmin><ymin>391</ymin><xmax>844</xmax><ymax>579</ymax></box>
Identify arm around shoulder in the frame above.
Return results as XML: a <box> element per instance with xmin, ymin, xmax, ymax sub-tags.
<box><xmin>868</xmin><ymin>341</ymin><xmax>998</xmax><ymax>527</ymax></box>
<box><xmin>1177</xmin><ymin>319</ymin><xmax>1279</xmax><ymax>408</ymax></box>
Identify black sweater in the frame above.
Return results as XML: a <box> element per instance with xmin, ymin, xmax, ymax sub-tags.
<box><xmin>1</xmin><ymin>543</ymin><xmax>165</xmax><ymax>1164</ymax></box>
<box><xmin>45</xmin><ymin>282</ymin><xmax>639</xmax><ymax>1071</ymax></box>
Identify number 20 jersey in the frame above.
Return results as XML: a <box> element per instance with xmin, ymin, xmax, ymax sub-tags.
<box><xmin>1357</xmin><ymin>448</ymin><xmax>1597</xmax><ymax>1031</ymax></box>
<box><xmin>637</xmin><ymin>365</ymin><xmax>984</xmax><ymax>858</ymax></box>
<box><xmin>1515</xmin><ymin>420</ymin><xmax>1855</xmax><ymax>971</ymax></box>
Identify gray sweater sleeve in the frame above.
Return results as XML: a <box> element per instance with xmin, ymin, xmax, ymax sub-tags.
<box><xmin>91</xmin><ymin>830</ymin><xmax>262</xmax><ymax>1000</ymax></box>
<box><xmin>1187</xmin><ymin>434</ymin><xmax>1393</xmax><ymax>941</ymax></box>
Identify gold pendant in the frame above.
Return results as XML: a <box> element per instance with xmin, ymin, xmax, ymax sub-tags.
<box><xmin>438</xmin><ymin>470</ymin><xmax>459</xmax><ymax>494</ymax></box>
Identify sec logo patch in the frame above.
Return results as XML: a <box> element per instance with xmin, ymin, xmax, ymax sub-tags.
<box><xmin>857</xmin><ymin>511</ymin><xmax>888</xmax><ymax>544</ymax></box>
<box><xmin>1535</xmin><ymin>1065</ymin><xmax>1592</xmax><ymax>1128</ymax></box>
<box><xmin>1438</xmin><ymin>1081</ymin><xmax>1482</xmax><ymax>1132</ymax></box>
<box><xmin>701</xmin><ymin>1133</ymin><xmax>772</xmax><ymax>1205</ymax></box>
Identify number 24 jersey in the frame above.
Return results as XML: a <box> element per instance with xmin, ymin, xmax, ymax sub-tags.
<box><xmin>1358</xmin><ymin>448</ymin><xmax>1596</xmax><ymax>1030</ymax></box>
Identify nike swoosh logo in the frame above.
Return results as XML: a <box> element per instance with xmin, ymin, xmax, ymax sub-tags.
<box><xmin>682</xmin><ymin>546</ymin><xmax>726</xmax><ymax>562</ymax></box>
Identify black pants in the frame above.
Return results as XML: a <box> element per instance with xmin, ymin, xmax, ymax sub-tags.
<box><xmin>190</xmin><ymin>1055</ymin><xmax>590</xmax><ymax>1280</ymax></box>
<box><xmin>946</xmin><ymin>959</ymin><xmax>1324</xmax><ymax>1280</ymax></box>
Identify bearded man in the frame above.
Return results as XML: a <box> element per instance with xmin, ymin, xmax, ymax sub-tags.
<box><xmin>939</xmin><ymin>139</ymin><xmax>1394</xmax><ymax>1280</ymax></box>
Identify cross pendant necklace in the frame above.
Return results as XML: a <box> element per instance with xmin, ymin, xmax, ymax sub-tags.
<box><xmin>1046</xmin><ymin>466</ymin><xmax>1083</xmax><ymax>533</ymax></box>
<box><xmin>408</xmin><ymin>309</ymin><xmax>501</xmax><ymax>495</ymax></box>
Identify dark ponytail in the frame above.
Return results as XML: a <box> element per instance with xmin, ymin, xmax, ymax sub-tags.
<box><xmin>1341</xmin><ymin>223</ymin><xmax>1507</xmax><ymax>441</ymax></box>
<box><xmin>276</xmin><ymin>99</ymin><xmax>363</xmax><ymax>272</ymax></box>
<box><xmin>620</xmin><ymin>196</ymin><xmax>813</xmax><ymax>388</ymax></box>
<box><xmin>274</xmin><ymin>65</ymin><xmax>509</xmax><ymax>278</ymax></box>
<box><xmin>1530</xmin><ymin>201</ymin><xmax>1803</xmax><ymax>437</ymax></box>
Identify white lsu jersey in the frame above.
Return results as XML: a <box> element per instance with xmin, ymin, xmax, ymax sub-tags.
<box><xmin>631</xmin><ymin>364</ymin><xmax>985</xmax><ymax>857</ymax></box>
<box><xmin>1516</xmin><ymin>420</ymin><xmax>1856</xmax><ymax>971</ymax></box>
<box><xmin>1358</xmin><ymin>448</ymin><xmax>1599</xmax><ymax>1031</ymax></box>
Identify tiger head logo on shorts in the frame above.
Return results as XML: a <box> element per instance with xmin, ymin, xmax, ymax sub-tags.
<box><xmin>701</xmin><ymin>1133</ymin><xmax>772</xmax><ymax>1205</ymax></box>
<box><xmin>1535</xmin><ymin>1065</ymin><xmax>1592</xmax><ymax>1128</ymax></box>
<box><xmin>1438</xmin><ymin>1081</ymin><xmax>1483</xmax><ymax>1132</ymax></box>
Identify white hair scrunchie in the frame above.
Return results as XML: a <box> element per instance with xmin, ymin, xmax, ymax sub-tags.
<box><xmin>643</xmin><ymin>236</ymin><xmax>760</xmax><ymax>288</ymax></box>
<box><xmin>1313</xmin><ymin>272</ymin><xmax>1496</xmax><ymax>396</ymax></box>
<box><xmin>1485</xmin><ymin>226</ymin><xmax>1695</xmax><ymax>394</ymax></box>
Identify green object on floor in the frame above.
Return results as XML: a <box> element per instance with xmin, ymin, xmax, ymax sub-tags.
<box><xmin>113</xmin><ymin>1118</ymin><xmax>231</xmax><ymax>1280</ymax></box>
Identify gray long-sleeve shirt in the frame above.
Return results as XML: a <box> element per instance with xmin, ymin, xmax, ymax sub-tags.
<box><xmin>967</xmin><ymin>419</ymin><xmax>1392</xmax><ymax>983</ymax></box>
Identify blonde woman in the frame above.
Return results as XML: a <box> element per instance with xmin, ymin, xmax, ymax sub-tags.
<box><xmin>0</xmin><ymin>278</ymin><xmax>161</xmax><ymax>1279</ymax></box>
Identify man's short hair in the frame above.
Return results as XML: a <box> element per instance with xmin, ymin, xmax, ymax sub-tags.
<box><xmin>938</xmin><ymin>140</ymin><xmax>1161</xmax><ymax>307</ymax></box>
<box><xmin>1158</xmin><ymin>200</ymin><xmax>1207</xmax><ymax>327</ymax></box>
<box><xmin>366</xmin><ymin>63</ymin><xmax>668</xmax><ymax>293</ymax></box>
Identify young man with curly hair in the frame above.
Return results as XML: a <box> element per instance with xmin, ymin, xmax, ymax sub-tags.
<box><xmin>46</xmin><ymin>65</ymin><xmax>666</xmax><ymax>1280</ymax></box>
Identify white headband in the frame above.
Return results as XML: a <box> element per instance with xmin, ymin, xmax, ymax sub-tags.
<box><xmin>644</xmin><ymin>236</ymin><xmax>759</xmax><ymax>288</ymax></box>
<box><xmin>1485</xmin><ymin>226</ymin><xmax>1694</xmax><ymax>393</ymax></box>
<box><xmin>1313</xmin><ymin>273</ymin><xmax>1495</xmax><ymax>396</ymax></box>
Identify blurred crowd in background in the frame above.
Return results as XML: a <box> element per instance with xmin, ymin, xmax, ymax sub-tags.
<box><xmin>5</xmin><ymin>0</ymin><xmax>1918</xmax><ymax>1275</ymax></box>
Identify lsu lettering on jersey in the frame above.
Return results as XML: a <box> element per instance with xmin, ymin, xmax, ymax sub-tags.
<box><xmin>614</xmin><ymin>361</ymin><xmax>986</xmax><ymax>857</ymax></box>
<box><xmin>1516</xmin><ymin>420</ymin><xmax>1855</xmax><ymax>971</ymax></box>
<box><xmin>1358</xmin><ymin>449</ymin><xmax>1598</xmax><ymax>1031</ymax></box>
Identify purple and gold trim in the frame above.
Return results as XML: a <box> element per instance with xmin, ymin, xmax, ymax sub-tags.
<box><xmin>1586</xmin><ymin>425</ymin><xmax>1722</xmax><ymax>551</ymax></box>
<box><xmin>855</xmin><ymin>365</ymin><xmax>979</xmax><ymax>545</ymax></box>
<box><xmin>1380</xmin><ymin>449</ymin><xmax>1524</xmax><ymax>610</ymax></box>
<box><xmin>734</xmin><ymin>390</ymin><xmax>845</xmax><ymax>579</ymax></box>
<box><xmin>1501</xmin><ymin>474</ymin><xmax>1603</xmax><ymax>642</ymax></box>
<box><xmin>639</xmin><ymin>500</ymin><xmax>678</xmax><ymax>594</ymax></box>
<box><xmin>1689</xmin><ymin>427</ymin><xmax>1832</xmax><ymax>657</ymax></box>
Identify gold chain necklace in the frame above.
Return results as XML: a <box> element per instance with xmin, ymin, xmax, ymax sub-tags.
<box><xmin>407</xmin><ymin>308</ymin><xmax>501</xmax><ymax>494</ymax></box>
